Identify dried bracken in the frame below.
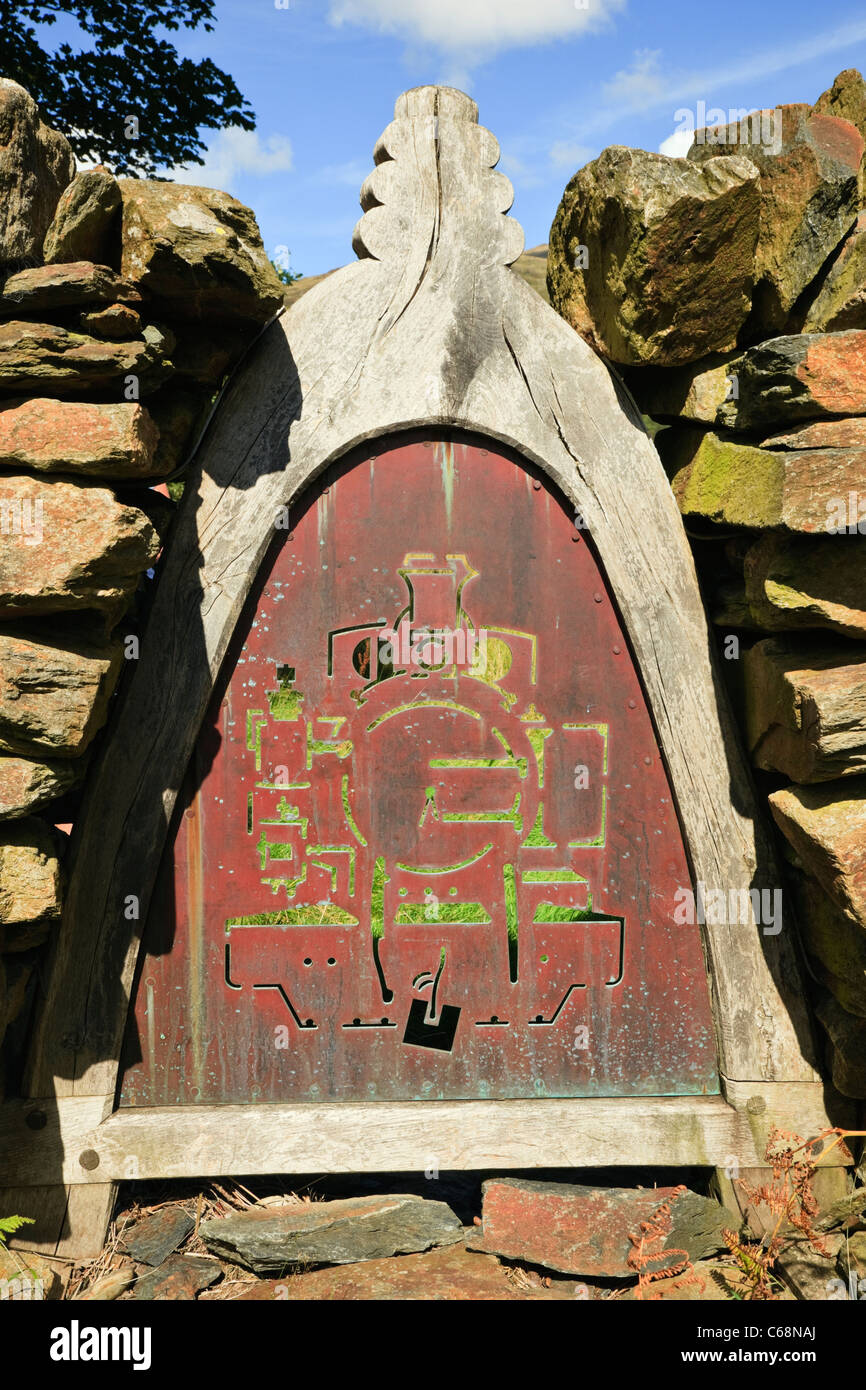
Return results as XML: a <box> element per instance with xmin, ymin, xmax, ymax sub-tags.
<box><xmin>627</xmin><ymin>1184</ymin><xmax>700</xmax><ymax>1300</ymax></box>
<box><xmin>730</xmin><ymin>1125</ymin><xmax>865</xmax><ymax>1301</ymax></box>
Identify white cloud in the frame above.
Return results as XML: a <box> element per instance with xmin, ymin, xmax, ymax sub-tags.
<box><xmin>312</xmin><ymin>158</ymin><xmax>371</xmax><ymax>188</ymax></box>
<box><xmin>549</xmin><ymin>139</ymin><xmax>592</xmax><ymax>169</ymax></box>
<box><xmin>658</xmin><ymin>128</ymin><xmax>693</xmax><ymax>158</ymax></box>
<box><xmin>328</xmin><ymin>0</ymin><xmax>624</xmax><ymax>58</ymax></box>
<box><xmin>175</xmin><ymin>129</ymin><xmax>293</xmax><ymax>190</ymax></box>
<box><xmin>602</xmin><ymin>49</ymin><xmax>664</xmax><ymax>108</ymax></box>
<box><xmin>497</xmin><ymin>151</ymin><xmax>544</xmax><ymax>189</ymax></box>
<box><xmin>584</xmin><ymin>17</ymin><xmax>866</xmax><ymax>138</ymax></box>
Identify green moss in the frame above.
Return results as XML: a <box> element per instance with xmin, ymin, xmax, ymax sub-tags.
<box><xmin>673</xmin><ymin>431</ymin><xmax>782</xmax><ymax>527</ymax></box>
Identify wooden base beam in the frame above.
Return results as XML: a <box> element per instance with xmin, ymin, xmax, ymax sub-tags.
<box><xmin>0</xmin><ymin>1088</ymin><xmax>850</xmax><ymax>1189</ymax></box>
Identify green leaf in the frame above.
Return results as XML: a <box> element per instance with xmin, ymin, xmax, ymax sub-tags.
<box><xmin>0</xmin><ymin>1214</ymin><xmax>36</xmax><ymax>1248</ymax></box>
<box><xmin>0</xmin><ymin>3</ymin><xmax>255</xmax><ymax>176</ymax></box>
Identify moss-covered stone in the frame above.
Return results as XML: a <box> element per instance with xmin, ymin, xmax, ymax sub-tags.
<box><xmin>660</xmin><ymin>427</ymin><xmax>866</xmax><ymax>532</ymax></box>
<box><xmin>548</xmin><ymin>146</ymin><xmax>760</xmax><ymax>365</ymax></box>
<box><xmin>688</xmin><ymin>103</ymin><xmax>863</xmax><ymax>335</ymax></box>
<box><xmin>661</xmin><ymin>428</ymin><xmax>783</xmax><ymax>527</ymax></box>
<box><xmin>119</xmin><ymin>181</ymin><xmax>283</xmax><ymax>326</ymax></box>
<box><xmin>624</xmin><ymin>353</ymin><xmax>738</xmax><ymax>424</ymax></box>
<box><xmin>713</xmin><ymin>534</ymin><xmax>866</xmax><ymax>638</ymax></box>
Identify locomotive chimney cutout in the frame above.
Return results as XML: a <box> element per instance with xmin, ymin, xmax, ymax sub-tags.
<box><xmin>5</xmin><ymin>87</ymin><xmax>837</xmax><ymax>1256</ymax></box>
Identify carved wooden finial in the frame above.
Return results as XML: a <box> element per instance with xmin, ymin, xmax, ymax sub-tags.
<box><xmin>352</xmin><ymin>85</ymin><xmax>524</xmax><ymax>272</ymax></box>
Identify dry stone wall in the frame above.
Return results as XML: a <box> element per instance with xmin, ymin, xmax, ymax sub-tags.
<box><xmin>0</xmin><ymin>78</ymin><xmax>283</xmax><ymax>1092</ymax></box>
<box><xmin>549</xmin><ymin>67</ymin><xmax>866</xmax><ymax>1099</ymax></box>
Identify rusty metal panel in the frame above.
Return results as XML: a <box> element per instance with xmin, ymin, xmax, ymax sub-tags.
<box><xmin>119</xmin><ymin>437</ymin><xmax>719</xmax><ymax>1105</ymax></box>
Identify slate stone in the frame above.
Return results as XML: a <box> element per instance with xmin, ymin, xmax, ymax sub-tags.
<box><xmin>133</xmin><ymin>1254</ymin><xmax>220</xmax><ymax>1300</ymax></box>
<box><xmin>626</xmin><ymin>352</ymin><xmax>738</xmax><ymax>424</ymax></box>
<box><xmin>659</xmin><ymin>426</ymin><xmax>866</xmax><ymax>532</ymax></box>
<box><xmin>801</xmin><ymin>211</ymin><xmax>866</xmax><ymax>332</ymax></box>
<box><xmin>814</xmin><ymin>69</ymin><xmax>866</xmax><ymax>203</ymax></box>
<box><xmin>121</xmin><ymin>1206</ymin><xmax>195</xmax><ymax>1266</ymax></box>
<box><xmin>199</xmin><ymin>1194</ymin><xmax>464</xmax><ymax>1273</ymax></box>
<box><xmin>0</xmin><ymin>80</ymin><xmax>74</xmax><ymax>269</ymax></box>
<box><xmin>0</xmin><ymin>262</ymin><xmax>140</xmax><ymax>314</ymax></box>
<box><xmin>0</xmin><ymin>818</ymin><xmax>61</xmax><ymax>925</ymax></box>
<box><xmin>775</xmin><ymin>1234</ymin><xmax>844</xmax><ymax>1299</ymax></box>
<box><xmin>717</xmin><ymin>533</ymin><xmax>866</xmax><ymax>640</ymax></box>
<box><xmin>80</xmin><ymin>303</ymin><xmax>141</xmax><ymax>340</ymax></box>
<box><xmin>762</xmin><ymin>417</ymin><xmax>866</xmax><ymax>449</ymax></box>
<box><xmin>688</xmin><ymin>104</ymin><xmax>863</xmax><ymax>334</ymax></box>
<box><xmin>232</xmin><ymin>1243</ymin><xmax>583</xmax><ymax>1300</ymax></box>
<box><xmin>119</xmin><ymin>181</ymin><xmax>283</xmax><ymax>325</ymax></box>
<box><xmin>75</xmin><ymin>1265</ymin><xmax>134</xmax><ymax>1301</ymax></box>
<box><xmin>816</xmin><ymin>1187</ymin><xmax>866</xmax><ymax>1231</ymax></box>
<box><xmin>769</xmin><ymin>783</ymin><xmax>866</xmax><ymax>1095</ymax></box>
<box><xmin>467</xmin><ymin>1178</ymin><xmax>737</xmax><ymax>1278</ymax></box>
<box><xmin>548</xmin><ymin>146</ymin><xmax>760</xmax><ymax>365</ymax></box>
<box><xmin>0</xmin><ymin>632</ymin><xmax>122</xmax><ymax>758</ymax></box>
<box><xmin>743</xmin><ymin>639</ymin><xmax>866</xmax><ymax>784</ymax></box>
<box><xmin>722</xmin><ymin>330</ymin><xmax>866</xmax><ymax>429</ymax></box>
<box><xmin>0</xmin><ymin>472</ymin><xmax>160</xmax><ymax>622</ymax></box>
<box><xmin>769</xmin><ymin>778</ymin><xmax>866</xmax><ymax>924</ymax></box>
<box><xmin>43</xmin><ymin>167</ymin><xmax>122</xmax><ymax>267</ymax></box>
<box><xmin>0</xmin><ymin>398</ymin><xmax>160</xmax><ymax>477</ymax></box>
<box><xmin>0</xmin><ymin>754</ymin><xmax>83</xmax><ymax>819</ymax></box>
<box><xmin>0</xmin><ymin>319</ymin><xmax>170</xmax><ymax>397</ymax></box>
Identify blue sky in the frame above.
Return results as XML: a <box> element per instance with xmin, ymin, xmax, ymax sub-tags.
<box><xmin>58</xmin><ymin>1</ymin><xmax>866</xmax><ymax>276</ymax></box>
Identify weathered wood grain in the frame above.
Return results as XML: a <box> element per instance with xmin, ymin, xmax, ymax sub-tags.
<box><xmin>0</xmin><ymin>1094</ymin><xmax>846</xmax><ymax>1187</ymax></box>
<box><xmin>25</xmin><ymin>85</ymin><xmax>821</xmax><ymax>1118</ymax></box>
<box><xmin>0</xmin><ymin>1093</ymin><xmax>116</xmax><ymax>1258</ymax></box>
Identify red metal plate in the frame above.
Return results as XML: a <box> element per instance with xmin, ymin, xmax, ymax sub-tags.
<box><xmin>119</xmin><ymin>437</ymin><xmax>719</xmax><ymax>1104</ymax></box>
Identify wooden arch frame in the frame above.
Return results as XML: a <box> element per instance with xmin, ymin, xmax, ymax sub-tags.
<box><xmin>1</xmin><ymin>86</ymin><xmax>839</xmax><ymax>1257</ymax></box>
